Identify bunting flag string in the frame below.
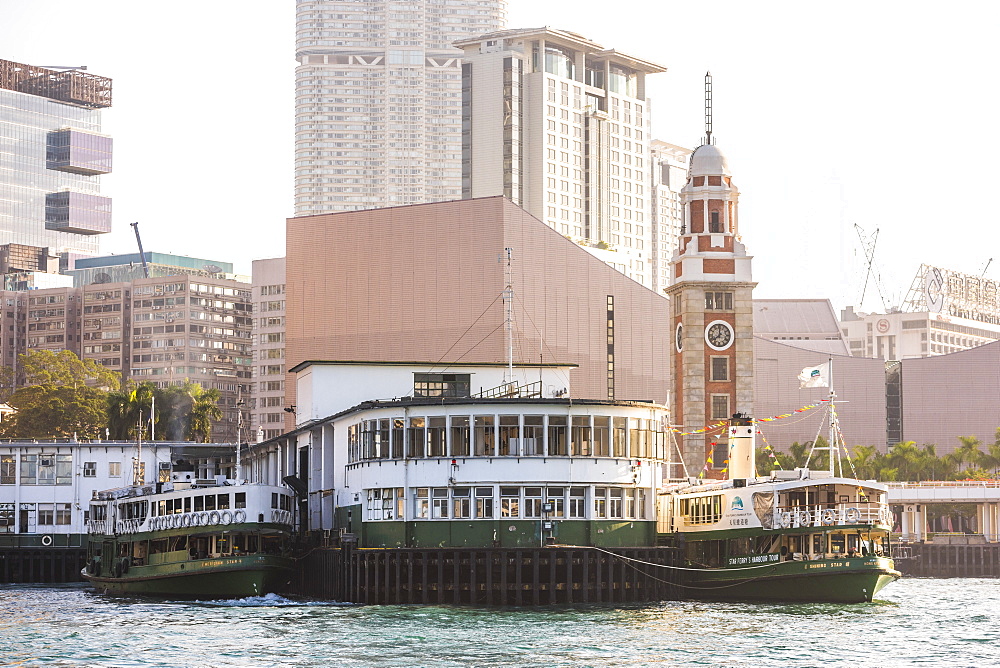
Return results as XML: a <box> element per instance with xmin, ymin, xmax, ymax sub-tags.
<box><xmin>756</xmin><ymin>429</ymin><xmax>784</xmax><ymax>471</ymax></box>
<box><xmin>674</xmin><ymin>401</ymin><xmax>825</xmax><ymax>435</ymax></box>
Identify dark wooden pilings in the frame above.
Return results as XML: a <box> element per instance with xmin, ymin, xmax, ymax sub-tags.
<box><xmin>291</xmin><ymin>546</ymin><xmax>683</xmax><ymax>605</ymax></box>
<box><xmin>0</xmin><ymin>548</ymin><xmax>87</xmax><ymax>584</ymax></box>
<box><xmin>897</xmin><ymin>543</ymin><xmax>1000</xmax><ymax>578</ymax></box>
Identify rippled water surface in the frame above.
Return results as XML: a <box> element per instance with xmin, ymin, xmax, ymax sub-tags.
<box><xmin>1</xmin><ymin>578</ymin><xmax>996</xmax><ymax>667</ymax></box>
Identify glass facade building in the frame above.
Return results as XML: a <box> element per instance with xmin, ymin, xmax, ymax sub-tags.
<box><xmin>293</xmin><ymin>0</ymin><xmax>507</xmax><ymax>215</ymax></box>
<box><xmin>0</xmin><ymin>59</ymin><xmax>112</xmax><ymax>259</ymax></box>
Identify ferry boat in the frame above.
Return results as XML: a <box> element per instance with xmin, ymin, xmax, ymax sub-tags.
<box><xmin>659</xmin><ymin>412</ymin><xmax>901</xmax><ymax>603</ymax></box>
<box><xmin>82</xmin><ymin>457</ymin><xmax>296</xmax><ymax>598</ymax></box>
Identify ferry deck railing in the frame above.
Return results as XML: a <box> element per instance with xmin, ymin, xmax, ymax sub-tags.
<box><xmin>774</xmin><ymin>501</ymin><xmax>892</xmax><ymax>529</ymax></box>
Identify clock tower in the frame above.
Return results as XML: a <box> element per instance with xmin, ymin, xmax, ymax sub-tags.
<box><xmin>664</xmin><ymin>73</ymin><xmax>755</xmax><ymax>478</ymax></box>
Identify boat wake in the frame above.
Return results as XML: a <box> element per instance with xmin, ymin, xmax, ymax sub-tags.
<box><xmin>195</xmin><ymin>593</ymin><xmax>353</xmax><ymax>607</ymax></box>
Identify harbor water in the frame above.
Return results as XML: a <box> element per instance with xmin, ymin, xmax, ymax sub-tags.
<box><xmin>2</xmin><ymin>578</ymin><xmax>995</xmax><ymax>667</ymax></box>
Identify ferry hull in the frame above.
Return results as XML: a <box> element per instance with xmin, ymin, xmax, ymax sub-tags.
<box><xmin>82</xmin><ymin>555</ymin><xmax>293</xmax><ymax>598</ymax></box>
<box><xmin>682</xmin><ymin>558</ymin><xmax>900</xmax><ymax>603</ymax></box>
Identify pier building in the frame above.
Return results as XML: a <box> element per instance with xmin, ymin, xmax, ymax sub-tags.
<box><xmin>251</xmin><ymin>360</ymin><xmax>670</xmax><ymax>549</ymax></box>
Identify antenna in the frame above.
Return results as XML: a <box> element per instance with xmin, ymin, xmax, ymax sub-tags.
<box><xmin>704</xmin><ymin>71</ymin><xmax>713</xmax><ymax>145</ymax></box>
<box><xmin>981</xmin><ymin>258</ymin><xmax>993</xmax><ymax>277</ymax></box>
<box><xmin>499</xmin><ymin>248</ymin><xmax>514</xmax><ymax>384</ymax></box>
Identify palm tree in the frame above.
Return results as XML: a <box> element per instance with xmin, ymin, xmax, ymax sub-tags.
<box><xmin>946</xmin><ymin>436</ymin><xmax>984</xmax><ymax>479</ymax></box>
<box><xmin>105</xmin><ymin>382</ymin><xmax>156</xmax><ymax>440</ymax></box>
<box><xmin>849</xmin><ymin>445</ymin><xmax>881</xmax><ymax>480</ymax></box>
<box><xmin>188</xmin><ymin>385</ymin><xmax>223</xmax><ymax>443</ymax></box>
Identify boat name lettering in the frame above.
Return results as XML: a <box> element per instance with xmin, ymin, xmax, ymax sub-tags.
<box><xmin>728</xmin><ymin>518</ymin><xmax>750</xmax><ymax>527</ymax></box>
<box><xmin>727</xmin><ymin>553</ymin><xmax>779</xmax><ymax>566</ymax></box>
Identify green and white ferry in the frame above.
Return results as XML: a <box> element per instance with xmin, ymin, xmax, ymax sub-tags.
<box><xmin>659</xmin><ymin>413</ymin><xmax>900</xmax><ymax>603</ymax></box>
<box><xmin>82</xmin><ymin>457</ymin><xmax>295</xmax><ymax>598</ymax></box>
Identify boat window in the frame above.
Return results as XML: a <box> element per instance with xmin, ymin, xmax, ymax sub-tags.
<box><xmin>682</xmin><ymin>495</ymin><xmax>724</xmax><ymax>525</ymax></box>
<box><xmin>547</xmin><ymin>488</ymin><xmax>565</xmax><ymax>518</ymax></box>
<box><xmin>205</xmin><ymin>495</ymin><xmax>217</xmax><ymax>511</ymax></box>
<box><xmin>831</xmin><ymin>533</ymin><xmax>846</xmax><ymax>555</ymax></box>
<box><xmin>183</xmin><ymin>497</ymin><xmax>191</xmax><ymax>513</ymax></box>
<box><xmin>194</xmin><ymin>495</ymin><xmax>204</xmax><ymax>512</ymax></box>
<box><xmin>271</xmin><ymin>493</ymin><xmax>279</xmax><ymax>509</ymax></box>
<box><xmin>235</xmin><ymin>493</ymin><xmax>246</xmax><ymax>509</ymax></box>
<box><xmin>217</xmin><ymin>494</ymin><xmax>231</xmax><ymax>510</ymax></box>
<box><xmin>813</xmin><ymin>533</ymin><xmax>826</xmax><ymax>554</ymax></box>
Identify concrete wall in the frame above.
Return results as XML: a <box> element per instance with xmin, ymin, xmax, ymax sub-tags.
<box><xmin>285</xmin><ymin>197</ymin><xmax>672</xmax><ymax>420</ymax></box>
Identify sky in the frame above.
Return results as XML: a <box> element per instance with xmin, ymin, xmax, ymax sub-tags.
<box><xmin>2</xmin><ymin>1</ymin><xmax>998</xmax><ymax>313</ymax></box>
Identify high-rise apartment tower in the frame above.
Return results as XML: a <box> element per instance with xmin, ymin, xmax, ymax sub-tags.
<box><xmin>294</xmin><ymin>0</ymin><xmax>507</xmax><ymax>215</ymax></box>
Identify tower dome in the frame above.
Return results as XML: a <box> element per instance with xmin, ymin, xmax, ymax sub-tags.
<box><xmin>689</xmin><ymin>143</ymin><xmax>731</xmax><ymax>177</ymax></box>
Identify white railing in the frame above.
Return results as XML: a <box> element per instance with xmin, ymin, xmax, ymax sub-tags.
<box><xmin>886</xmin><ymin>481</ymin><xmax>1000</xmax><ymax>488</ymax></box>
<box><xmin>270</xmin><ymin>509</ymin><xmax>292</xmax><ymax>525</ymax></box>
<box><xmin>774</xmin><ymin>502</ymin><xmax>891</xmax><ymax>529</ymax></box>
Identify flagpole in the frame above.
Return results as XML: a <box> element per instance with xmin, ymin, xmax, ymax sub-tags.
<box><xmin>828</xmin><ymin>357</ymin><xmax>836</xmax><ymax>478</ymax></box>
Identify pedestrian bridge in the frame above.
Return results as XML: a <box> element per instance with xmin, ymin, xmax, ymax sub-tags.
<box><xmin>886</xmin><ymin>481</ymin><xmax>1000</xmax><ymax>543</ymax></box>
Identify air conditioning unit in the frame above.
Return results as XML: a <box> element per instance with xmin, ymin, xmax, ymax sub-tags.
<box><xmin>40</xmin><ymin>458</ymin><xmax>53</xmax><ymax>467</ymax></box>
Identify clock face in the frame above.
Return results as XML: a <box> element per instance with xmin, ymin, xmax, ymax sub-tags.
<box><xmin>675</xmin><ymin>323</ymin><xmax>684</xmax><ymax>352</ymax></box>
<box><xmin>705</xmin><ymin>321</ymin><xmax>734</xmax><ymax>350</ymax></box>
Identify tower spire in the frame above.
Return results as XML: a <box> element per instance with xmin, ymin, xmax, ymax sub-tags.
<box><xmin>704</xmin><ymin>71</ymin><xmax>713</xmax><ymax>145</ymax></box>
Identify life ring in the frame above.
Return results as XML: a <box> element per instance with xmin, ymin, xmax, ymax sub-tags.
<box><xmin>797</xmin><ymin>510</ymin><xmax>811</xmax><ymax>527</ymax></box>
<box><xmin>208</xmin><ymin>510</ymin><xmax>221</xmax><ymax>525</ymax></box>
<box><xmin>173</xmin><ymin>515</ymin><xmax>182</xmax><ymax>529</ymax></box>
<box><xmin>822</xmin><ymin>509</ymin><xmax>837</xmax><ymax>525</ymax></box>
<box><xmin>234</xmin><ymin>510</ymin><xmax>247</xmax><ymax>524</ymax></box>
<box><xmin>189</xmin><ymin>512</ymin><xmax>200</xmax><ymax>527</ymax></box>
<box><xmin>41</xmin><ymin>534</ymin><xmax>53</xmax><ymax>546</ymax></box>
<box><xmin>221</xmin><ymin>511</ymin><xmax>233</xmax><ymax>525</ymax></box>
<box><xmin>845</xmin><ymin>507</ymin><xmax>861</xmax><ymax>523</ymax></box>
<box><xmin>200</xmin><ymin>511</ymin><xmax>210</xmax><ymax>525</ymax></box>
<box><xmin>779</xmin><ymin>512</ymin><xmax>792</xmax><ymax>528</ymax></box>
<box><xmin>183</xmin><ymin>513</ymin><xmax>193</xmax><ymax>528</ymax></box>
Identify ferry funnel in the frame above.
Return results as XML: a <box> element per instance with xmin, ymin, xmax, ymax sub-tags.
<box><xmin>728</xmin><ymin>413</ymin><xmax>755</xmax><ymax>480</ymax></box>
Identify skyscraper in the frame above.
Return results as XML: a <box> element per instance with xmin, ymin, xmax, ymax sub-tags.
<box><xmin>456</xmin><ymin>28</ymin><xmax>665</xmax><ymax>288</ymax></box>
<box><xmin>0</xmin><ymin>59</ymin><xmax>113</xmax><ymax>261</ymax></box>
<box><xmin>293</xmin><ymin>0</ymin><xmax>507</xmax><ymax>215</ymax></box>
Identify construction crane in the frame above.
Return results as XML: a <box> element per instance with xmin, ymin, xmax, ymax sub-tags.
<box><xmin>854</xmin><ymin>223</ymin><xmax>891</xmax><ymax>312</ymax></box>
<box><xmin>130</xmin><ymin>222</ymin><xmax>150</xmax><ymax>279</ymax></box>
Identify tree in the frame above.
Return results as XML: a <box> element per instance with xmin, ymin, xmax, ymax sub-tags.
<box><xmin>14</xmin><ymin>349</ymin><xmax>120</xmax><ymax>391</ymax></box>
<box><xmin>0</xmin><ymin>384</ymin><xmax>107</xmax><ymax>439</ymax></box>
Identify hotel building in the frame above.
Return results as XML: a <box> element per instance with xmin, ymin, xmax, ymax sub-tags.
<box><xmin>456</xmin><ymin>28</ymin><xmax>665</xmax><ymax>288</ymax></box>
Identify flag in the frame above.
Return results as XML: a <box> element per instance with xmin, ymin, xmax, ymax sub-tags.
<box><xmin>798</xmin><ymin>362</ymin><xmax>830</xmax><ymax>388</ymax></box>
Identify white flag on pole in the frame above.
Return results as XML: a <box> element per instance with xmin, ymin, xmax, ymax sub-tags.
<box><xmin>798</xmin><ymin>362</ymin><xmax>830</xmax><ymax>388</ymax></box>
